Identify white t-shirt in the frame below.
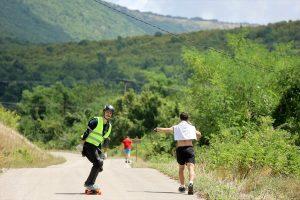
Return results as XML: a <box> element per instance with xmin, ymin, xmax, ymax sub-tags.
<box><xmin>173</xmin><ymin>121</ymin><xmax>197</xmax><ymax>141</ymax></box>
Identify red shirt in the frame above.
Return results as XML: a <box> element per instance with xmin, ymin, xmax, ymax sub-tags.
<box><xmin>122</xmin><ymin>138</ymin><xmax>132</xmax><ymax>149</ymax></box>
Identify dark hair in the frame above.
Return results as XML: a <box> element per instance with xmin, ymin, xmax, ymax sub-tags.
<box><xmin>179</xmin><ymin>112</ymin><xmax>189</xmax><ymax>121</ymax></box>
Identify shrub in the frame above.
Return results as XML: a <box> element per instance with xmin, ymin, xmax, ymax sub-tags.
<box><xmin>154</xmin><ymin>31</ymin><xmax>163</xmax><ymax>37</ymax></box>
<box><xmin>204</xmin><ymin>117</ymin><xmax>300</xmax><ymax>178</ymax></box>
<box><xmin>0</xmin><ymin>105</ymin><xmax>20</xmax><ymax>128</ymax></box>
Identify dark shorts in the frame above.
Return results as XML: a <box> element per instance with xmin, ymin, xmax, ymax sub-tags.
<box><xmin>82</xmin><ymin>142</ymin><xmax>104</xmax><ymax>165</ymax></box>
<box><xmin>176</xmin><ymin>146</ymin><xmax>195</xmax><ymax>165</ymax></box>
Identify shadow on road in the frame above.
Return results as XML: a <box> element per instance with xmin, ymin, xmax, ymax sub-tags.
<box><xmin>55</xmin><ymin>192</ymin><xmax>85</xmax><ymax>195</ymax></box>
<box><xmin>127</xmin><ymin>190</ymin><xmax>180</xmax><ymax>194</ymax></box>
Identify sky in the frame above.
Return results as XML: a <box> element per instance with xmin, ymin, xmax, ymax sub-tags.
<box><xmin>105</xmin><ymin>0</ymin><xmax>300</xmax><ymax>24</ymax></box>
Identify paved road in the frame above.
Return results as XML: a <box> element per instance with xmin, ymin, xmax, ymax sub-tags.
<box><xmin>0</xmin><ymin>152</ymin><xmax>200</xmax><ymax>200</ymax></box>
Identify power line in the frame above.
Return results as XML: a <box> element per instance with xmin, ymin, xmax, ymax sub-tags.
<box><xmin>0</xmin><ymin>101</ymin><xmax>19</xmax><ymax>106</ymax></box>
<box><xmin>0</xmin><ymin>80</ymin><xmax>52</xmax><ymax>84</ymax></box>
<box><xmin>93</xmin><ymin>0</ymin><xmax>177</xmax><ymax>36</ymax></box>
<box><xmin>0</xmin><ymin>78</ymin><xmax>144</xmax><ymax>104</ymax></box>
<box><xmin>0</xmin><ymin>101</ymin><xmax>84</xmax><ymax>109</ymax></box>
<box><xmin>0</xmin><ymin>78</ymin><xmax>143</xmax><ymax>85</ymax></box>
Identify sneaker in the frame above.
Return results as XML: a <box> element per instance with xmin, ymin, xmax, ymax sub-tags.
<box><xmin>84</xmin><ymin>184</ymin><xmax>99</xmax><ymax>190</ymax></box>
<box><xmin>178</xmin><ymin>186</ymin><xmax>186</xmax><ymax>193</ymax></box>
<box><xmin>188</xmin><ymin>183</ymin><xmax>194</xmax><ymax>195</ymax></box>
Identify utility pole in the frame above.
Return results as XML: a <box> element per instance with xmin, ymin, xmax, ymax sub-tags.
<box><xmin>133</xmin><ymin>137</ymin><xmax>142</xmax><ymax>162</ymax></box>
<box><xmin>115</xmin><ymin>79</ymin><xmax>136</xmax><ymax>94</ymax></box>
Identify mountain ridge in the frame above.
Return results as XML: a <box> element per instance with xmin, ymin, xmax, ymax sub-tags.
<box><xmin>0</xmin><ymin>0</ymin><xmax>249</xmax><ymax>43</ymax></box>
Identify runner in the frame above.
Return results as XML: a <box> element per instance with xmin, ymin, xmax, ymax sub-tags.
<box><xmin>122</xmin><ymin>136</ymin><xmax>133</xmax><ymax>163</ymax></box>
<box><xmin>154</xmin><ymin>112</ymin><xmax>201</xmax><ymax>195</ymax></box>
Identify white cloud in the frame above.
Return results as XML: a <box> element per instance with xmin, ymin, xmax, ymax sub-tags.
<box><xmin>201</xmin><ymin>12</ymin><xmax>214</xmax><ymax>20</ymax></box>
<box><xmin>105</xmin><ymin>0</ymin><xmax>300</xmax><ymax>24</ymax></box>
<box><xmin>109</xmin><ymin>0</ymin><xmax>149</xmax><ymax>10</ymax></box>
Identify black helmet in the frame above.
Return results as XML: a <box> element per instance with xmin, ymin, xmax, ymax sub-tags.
<box><xmin>103</xmin><ymin>104</ymin><xmax>115</xmax><ymax>114</ymax></box>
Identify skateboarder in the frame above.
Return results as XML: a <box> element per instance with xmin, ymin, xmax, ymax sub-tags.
<box><xmin>154</xmin><ymin>112</ymin><xmax>201</xmax><ymax>195</ymax></box>
<box><xmin>80</xmin><ymin>104</ymin><xmax>114</xmax><ymax>193</ymax></box>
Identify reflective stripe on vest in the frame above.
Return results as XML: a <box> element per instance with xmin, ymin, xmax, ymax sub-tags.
<box><xmin>86</xmin><ymin>117</ymin><xmax>112</xmax><ymax>146</ymax></box>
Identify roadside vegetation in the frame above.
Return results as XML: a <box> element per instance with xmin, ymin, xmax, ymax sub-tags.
<box><xmin>0</xmin><ymin>106</ymin><xmax>65</xmax><ymax>171</ymax></box>
<box><xmin>109</xmin><ymin>26</ymin><xmax>299</xmax><ymax>199</ymax></box>
<box><xmin>131</xmin><ymin>156</ymin><xmax>300</xmax><ymax>200</ymax></box>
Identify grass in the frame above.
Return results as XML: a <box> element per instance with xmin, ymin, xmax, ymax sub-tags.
<box><xmin>0</xmin><ymin>123</ymin><xmax>65</xmax><ymax>171</ymax></box>
<box><xmin>131</xmin><ymin>157</ymin><xmax>300</xmax><ymax>200</ymax></box>
<box><xmin>108</xmin><ymin>143</ymin><xmax>300</xmax><ymax>199</ymax></box>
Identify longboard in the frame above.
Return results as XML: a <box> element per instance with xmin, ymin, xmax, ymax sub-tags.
<box><xmin>85</xmin><ymin>189</ymin><xmax>102</xmax><ymax>195</ymax></box>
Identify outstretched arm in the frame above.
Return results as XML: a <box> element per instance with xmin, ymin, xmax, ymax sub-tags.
<box><xmin>153</xmin><ymin>127</ymin><xmax>173</xmax><ymax>133</ymax></box>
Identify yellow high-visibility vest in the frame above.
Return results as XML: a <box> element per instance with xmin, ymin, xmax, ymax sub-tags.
<box><xmin>86</xmin><ymin>117</ymin><xmax>112</xmax><ymax>146</ymax></box>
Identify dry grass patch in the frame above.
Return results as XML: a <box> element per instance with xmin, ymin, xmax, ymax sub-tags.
<box><xmin>0</xmin><ymin>123</ymin><xmax>65</xmax><ymax>169</ymax></box>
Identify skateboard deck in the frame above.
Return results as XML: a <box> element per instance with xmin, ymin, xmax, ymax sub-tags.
<box><xmin>85</xmin><ymin>189</ymin><xmax>102</xmax><ymax>195</ymax></box>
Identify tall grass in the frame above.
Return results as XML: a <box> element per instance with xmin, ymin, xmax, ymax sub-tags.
<box><xmin>0</xmin><ymin>105</ymin><xmax>65</xmax><ymax>170</ymax></box>
<box><xmin>0</xmin><ymin>123</ymin><xmax>65</xmax><ymax>169</ymax></box>
<box><xmin>132</xmin><ymin>154</ymin><xmax>300</xmax><ymax>200</ymax></box>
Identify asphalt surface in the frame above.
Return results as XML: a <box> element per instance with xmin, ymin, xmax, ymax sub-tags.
<box><xmin>0</xmin><ymin>152</ymin><xmax>201</xmax><ymax>200</ymax></box>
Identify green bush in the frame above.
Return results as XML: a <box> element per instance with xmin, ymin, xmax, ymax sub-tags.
<box><xmin>0</xmin><ymin>105</ymin><xmax>20</xmax><ymax>128</ymax></box>
<box><xmin>111</xmin><ymin>89</ymin><xmax>179</xmax><ymax>146</ymax></box>
<box><xmin>139</xmin><ymin>133</ymin><xmax>175</xmax><ymax>160</ymax></box>
<box><xmin>18</xmin><ymin>82</ymin><xmax>113</xmax><ymax>149</ymax></box>
<box><xmin>183</xmin><ymin>33</ymin><xmax>300</xmax><ymax>145</ymax></box>
<box><xmin>204</xmin><ymin>117</ymin><xmax>300</xmax><ymax>177</ymax></box>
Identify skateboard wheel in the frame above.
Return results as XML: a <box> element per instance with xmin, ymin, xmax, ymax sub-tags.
<box><xmin>85</xmin><ymin>189</ymin><xmax>102</xmax><ymax>195</ymax></box>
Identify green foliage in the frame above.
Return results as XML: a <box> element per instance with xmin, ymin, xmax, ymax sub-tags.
<box><xmin>1</xmin><ymin>21</ymin><xmax>299</xmax><ymax>106</ymax></box>
<box><xmin>14</xmin><ymin>148</ymin><xmax>33</xmax><ymax>163</ymax></box>
<box><xmin>183</xmin><ymin>33</ymin><xmax>299</xmax><ymax>140</ymax></box>
<box><xmin>154</xmin><ymin>31</ymin><xmax>163</xmax><ymax>37</ymax></box>
<box><xmin>273</xmin><ymin>78</ymin><xmax>300</xmax><ymax>145</ymax></box>
<box><xmin>204</xmin><ymin>117</ymin><xmax>300</xmax><ymax>177</ymax></box>
<box><xmin>0</xmin><ymin>104</ymin><xmax>20</xmax><ymax>128</ymax></box>
<box><xmin>138</xmin><ymin>133</ymin><xmax>175</xmax><ymax>160</ymax></box>
<box><xmin>18</xmin><ymin>82</ymin><xmax>115</xmax><ymax>149</ymax></box>
<box><xmin>111</xmin><ymin>89</ymin><xmax>179</xmax><ymax>145</ymax></box>
<box><xmin>247</xmin><ymin>21</ymin><xmax>300</xmax><ymax>49</ymax></box>
<box><xmin>177</xmin><ymin>33</ymin><xmax>300</xmax><ymax>177</ymax></box>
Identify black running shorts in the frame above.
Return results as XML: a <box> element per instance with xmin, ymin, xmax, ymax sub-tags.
<box><xmin>176</xmin><ymin>146</ymin><xmax>195</xmax><ymax>165</ymax></box>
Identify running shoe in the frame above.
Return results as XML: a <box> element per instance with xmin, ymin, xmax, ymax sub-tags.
<box><xmin>178</xmin><ymin>186</ymin><xmax>186</xmax><ymax>193</ymax></box>
<box><xmin>188</xmin><ymin>183</ymin><xmax>194</xmax><ymax>195</ymax></box>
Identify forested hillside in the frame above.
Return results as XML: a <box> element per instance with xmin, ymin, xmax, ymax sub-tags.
<box><xmin>0</xmin><ymin>0</ymin><xmax>245</xmax><ymax>43</ymax></box>
<box><xmin>1</xmin><ymin>20</ymin><xmax>299</xmax><ymax>103</ymax></box>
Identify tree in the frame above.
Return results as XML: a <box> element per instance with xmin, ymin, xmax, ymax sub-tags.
<box><xmin>183</xmin><ymin>33</ymin><xmax>299</xmax><ymax>139</ymax></box>
<box><xmin>96</xmin><ymin>52</ymin><xmax>107</xmax><ymax>73</ymax></box>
